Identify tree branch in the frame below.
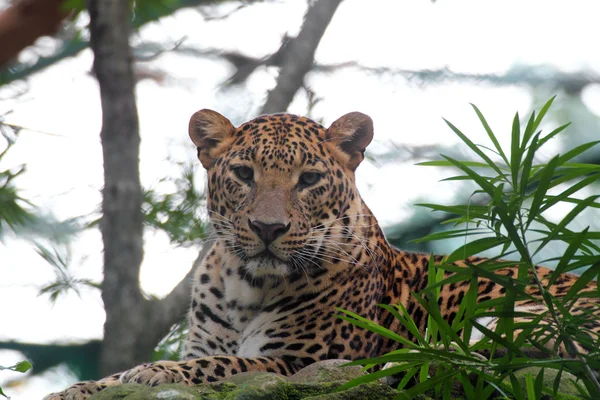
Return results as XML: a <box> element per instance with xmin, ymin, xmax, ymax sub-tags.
<box><xmin>0</xmin><ymin>0</ymin><xmax>231</xmax><ymax>85</ymax></box>
<box><xmin>148</xmin><ymin>246</ymin><xmax>211</xmax><ymax>347</ymax></box>
<box><xmin>0</xmin><ymin>0</ymin><xmax>67</xmax><ymax>67</ymax></box>
<box><xmin>260</xmin><ymin>0</ymin><xmax>343</xmax><ymax>114</ymax></box>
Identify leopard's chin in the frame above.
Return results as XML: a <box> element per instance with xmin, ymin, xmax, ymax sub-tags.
<box><xmin>244</xmin><ymin>252</ymin><xmax>291</xmax><ymax>278</ymax></box>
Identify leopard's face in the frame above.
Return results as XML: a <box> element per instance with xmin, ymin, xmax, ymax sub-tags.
<box><xmin>189</xmin><ymin>111</ymin><xmax>373</xmax><ymax>277</ymax></box>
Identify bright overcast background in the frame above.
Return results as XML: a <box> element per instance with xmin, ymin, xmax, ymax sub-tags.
<box><xmin>1</xmin><ymin>0</ymin><xmax>600</xmax><ymax>397</ymax></box>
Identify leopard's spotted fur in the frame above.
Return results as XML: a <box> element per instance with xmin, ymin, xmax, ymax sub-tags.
<box><xmin>46</xmin><ymin>110</ymin><xmax>599</xmax><ymax>399</ymax></box>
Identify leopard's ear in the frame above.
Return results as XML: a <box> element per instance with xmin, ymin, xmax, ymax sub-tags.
<box><xmin>189</xmin><ymin>109</ymin><xmax>235</xmax><ymax>169</ymax></box>
<box><xmin>326</xmin><ymin>112</ymin><xmax>374</xmax><ymax>171</ymax></box>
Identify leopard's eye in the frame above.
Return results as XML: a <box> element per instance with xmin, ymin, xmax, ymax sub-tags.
<box><xmin>232</xmin><ymin>166</ymin><xmax>254</xmax><ymax>183</ymax></box>
<box><xmin>298</xmin><ymin>172</ymin><xmax>322</xmax><ymax>188</ymax></box>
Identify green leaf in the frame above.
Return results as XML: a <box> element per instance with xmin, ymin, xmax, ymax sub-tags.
<box><xmin>510</xmin><ymin>112</ymin><xmax>522</xmax><ymax>188</ymax></box>
<box><xmin>417</xmin><ymin>160</ymin><xmax>498</xmax><ymax>168</ymax></box>
<box><xmin>547</xmin><ymin>228</ymin><xmax>588</xmax><ymax>286</ymax></box>
<box><xmin>563</xmin><ymin>261</ymin><xmax>600</xmax><ymax>303</ymax></box>
<box><xmin>521</xmin><ymin>112</ymin><xmax>537</xmax><ymax>152</ymax></box>
<box><xmin>14</xmin><ymin>361</ymin><xmax>32</xmax><ymax>373</ymax></box>
<box><xmin>536</xmin><ymin>195</ymin><xmax>600</xmax><ymax>254</ymax></box>
<box><xmin>443</xmin><ymin>119</ymin><xmax>507</xmax><ymax>178</ymax></box>
<box><xmin>556</xmin><ymin>141</ymin><xmax>600</xmax><ymax>165</ymax></box>
<box><xmin>538</xmin><ymin>174</ymin><xmax>600</xmax><ymax>215</ymax></box>
<box><xmin>532</xmin><ymin>96</ymin><xmax>556</xmax><ymax>132</ymax></box>
<box><xmin>412</xmin><ymin>228</ymin><xmax>489</xmax><ymax>243</ymax></box>
<box><xmin>525</xmin><ymin>373</ymin><xmax>536</xmax><ymax>400</ymax></box>
<box><xmin>335</xmin><ymin>363</ymin><xmax>416</xmax><ymax>392</ymax></box>
<box><xmin>537</xmin><ymin>123</ymin><xmax>570</xmax><ymax>150</ymax></box>
<box><xmin>440</xmin><ymin>155</ymin><xmax>497</xmax><ymax>196</ymax></box>
<box><xmin>471</xmin><ymin>103</ymin><xmax>510</xmax><ymax>167</ymax></box>
<box><xmin>403</xmin><ymin>367</ymin><xmax>462</xmax><ymax>398</ymax></box>
<box><xmin>534</xmin><ymin>368</ymin><xmax>545</xmax><ymax>399</ymax></box>
<box><xmin>519</xmin><ymin>132</ymin><xmax>540</xmax><ymax>196</ymax></box>
<box><xmin>336</xmin><ymin>308</ymin><xmax>415</xmax><ymax>348</ymax></box>
<box><xmin>446</xmin><ymin>236</ymin><xmax>509</xmax><ymax>264</ymax></box>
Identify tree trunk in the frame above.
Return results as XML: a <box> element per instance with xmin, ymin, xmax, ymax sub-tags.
<box><xmin>260</xmin><ymin>0</ymin><xmax>343</xmax><ymax>114</ymax></box>
<box><xmin>88</xmin><ymin>0</ymin><xmax>147</xmax><ymax>376</ymax></box>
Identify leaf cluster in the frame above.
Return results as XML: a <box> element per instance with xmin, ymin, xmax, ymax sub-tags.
<box><xmin>340</xmin><ymin>98</ymin><xmax>600</xmax><ymax>399</ymax></box>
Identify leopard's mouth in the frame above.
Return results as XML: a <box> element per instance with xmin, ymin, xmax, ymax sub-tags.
<box><xmin>251</xmin><ymin>249</ymin><xmax>287</xmax><ymax>263</ymax></box>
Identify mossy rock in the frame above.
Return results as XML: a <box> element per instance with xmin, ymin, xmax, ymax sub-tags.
<box><xmin>508</xmin><ymin>367</ymin><xmax>581</xmax><ymax>397</ymax></box>
<box><xmin>87</xmin><ymin>374</ymin><xmax>395</xmax><ymax>400</ymax></box>
<box><xmin>304</xmin><ymin>381</ymin><xmax>396</xmax><ymax>399</ymax></box>
<box><xmin>89</xmin><ymin>384</ymin><xmax>203</xmax><ymax>400</ymax></box>
<box><xmin>287</xmin><ymin>359</ymin><xmax>366</xmax><ymax>384</ymax></box>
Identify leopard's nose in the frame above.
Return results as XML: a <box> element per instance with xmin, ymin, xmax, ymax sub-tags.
<box><xmin>248</xmin><ymin>219</ymin><xmax>291</xmax><ymax>245</ymax></box>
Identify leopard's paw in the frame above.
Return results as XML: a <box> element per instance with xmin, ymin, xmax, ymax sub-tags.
<box><xmin>42</xmin><ymin>381</ymin><xmax>104</xmax><ymax>400</ymax></box>
<box><xmin>120</xmin><ymin>361</ymin><xmax>187</xmax><ymax>386</ymax></box>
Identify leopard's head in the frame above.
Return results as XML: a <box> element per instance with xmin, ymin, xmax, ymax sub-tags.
<box><xmin>189</xmin><ymin>110</ymin><xmax>373</xmax><ymax>278</ymax></box>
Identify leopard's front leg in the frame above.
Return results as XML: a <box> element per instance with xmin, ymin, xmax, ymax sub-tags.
<box><xmin>120</xmin><ymin>355</ymin><xmax>299</xmax><ymax>386</ymax></box>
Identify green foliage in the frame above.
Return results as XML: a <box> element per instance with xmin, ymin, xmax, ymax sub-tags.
<box><xmin>152</xmin><ymin>321</ymin><xmax>188</xmax><ymax>362</ymax></box>
<box><xmin>142</xmin><ymin>160</ymin><xmax>207</xmax><ymax>247</ymax></box>
<box><xmin>0</xmin><ymin>361</ymin><xmax>32</xmax><ymax>398</ymax></box>
<box><xmin>340</xmin><ymin>98</ymin><xmax>600</xmax><ymax>399</ymax></box>
<box><xmin>0</xmin><ymin>130</ymin><xmax>39</xmax><ymax>239</ymax></box>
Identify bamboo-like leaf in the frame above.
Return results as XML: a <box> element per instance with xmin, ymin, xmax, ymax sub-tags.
<box><xmin>537</xmin><ymin>123</ymin><xmax>571</xmax><ymax>151</ymax></box>
<box><xmin>335</xmin><ymin>363</ymin><xmax>417</xmax><ymax>392</ymax></box>
<box><xmin>470</xmin><ymin>319</ymin><xmax>523</xmax><ymax>354</ymax></box>
<box><xmin>446</xmin><ymin>236</ymin><xmax>509</xmax><ymax>264</ymax></box>
<box><xmin>336</xmin><ymin>309</ymin><xmax>415</xmax><ymax>348</ymax></box>
<box><xmin>444</xmin><ymin>119</ymin><xmax>507</xmax><ymax>178</ymax></box>
<box><xmin>418</xmin><ymin>160</ymin><xmax>498</xmax><ymax>168</ymax></box>
<box><xmin>563</xmin><ymin>261</ymin><xmax>600</xmax><ymax>303</ymax></box>
<box><xmin>441</xmin><ymin>155</ymin><xmax>497</xmax><ymax>196</ymax></box>
<box><xmin>510</xmin><ymin>112</ymin><xmax>522</xmax><ymax>188</ymax></box>
<box><xmin>403</xmin><ymin>368</ymin><xmax>462</xmax><ymax>398</ymax></box>
<box><xmin>532</xmin><ymin>96</ymin><xmax>556</xmax><ymax>132</ymax></box>
<box><xmin>412</xmin><ymin>292</ymin><xmax>467</xmax><ymax>352</ymax></box>
<box><xmin>471</xmin><ymin>103</ymin><xmax>510</xmax><ymax>166</ymax></box>
<box><xmin>556</xmin><ymin>141</ymin><xmax>600</xmax><ymax>165</ymax></box>
<box><xmin>519</xmin><ymin>133</ymin><xmax>540</xmax><ymax>196</ymax></box>
<box><xmin>521</xmin><ymin>112</ymin><xmax>537</xmax><ymax>153</ymax></box>
<box><xmin>397</xmin><ymin>366</ymin><xmax>420</xmax><ymax>390</ymax></box>
<box><xmin>547</xmin><ymin>228</ymin><xmax>588</xmax><ymax>286</ymax></box>
<box><xmin>381</xmin><ymin>303</ymin><xmax>426</xmax><ymax>346</ymax></box>
<box><xmin>527</xmin><ymin>155</ymin><xmax>560</xmax><ymax>227</ymax></box>
<box><xmin>538</xmin><ymin>174</ymin><xmax>600</xmax><ymax>215</ymax></box>
<box><xmin>412</xmin><ymin>228</ymin><xmax>489</xmax><ymax>243</ymax></box>
<box><xmin>525</xmin><ymin>373</ymin><xmax>536</xmax><ymax>400</ymax></box>
<box><xmin>536</xmin><ymin>195</ymin><xmax>600</xmax><ymax>254</ymax></box>
<box><xmin>416</xmin><ymin>203</ymin><xmax>491</xmax><ymax>218</ymax></box>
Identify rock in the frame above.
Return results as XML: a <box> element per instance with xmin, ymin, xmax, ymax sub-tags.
<box><xmin>509</xmin><ymin>367</ymin><xmax>581</xmax><ymax>397</ymax></box>
<box><xmin>304</xmin><ymin>381</ymin><xmax>397</xmax><ymax>400</ymax></box>
<box><xmin>90</xmin><ymin>384</ymin><xmax>205</xmax><ymax>400</ymax></box>
<box><xmin>221</xmin><ymin>373</ymin><xmax>289</xmax><ymax>400</ymax></box>
<box><xmin>88</xmin><ymin>384</ymin><xmax>146</xmax><ymax>400</ymax></box>
<box><xmin>227</xmin><ymin>371</ymin><xmax>283</xmax><ymax>385</ymax></box>
<box><xmin>287</xmin><ymin>359</ymin><xmax>366</xmax><ymax>384</ymax></box>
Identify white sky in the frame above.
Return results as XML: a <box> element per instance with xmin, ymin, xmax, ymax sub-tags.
<box><xmin>1</xmin><ymin>0</ymin><xmax>600</xmax><ymax>396</ymax></box>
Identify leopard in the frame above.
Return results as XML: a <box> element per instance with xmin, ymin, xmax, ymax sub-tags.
<box><xmin>46</xmin><ymin>110</ymin><xmax>599</xmax><ymax>399</ymax></box>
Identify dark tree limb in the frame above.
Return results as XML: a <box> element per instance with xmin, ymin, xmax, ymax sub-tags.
<box><xmin>0</xmin><ymin>0</ymin><xmax>67</xmax><ymax>67</ymax></box>
<box><xmin>146</xmin><ymin>246</ymin><xmax>211</xmax><ymax>347</ymax></box>
<box><xmin>88</xmin><ymin>0</ymin><xmax>146</xmax><ymax>376</ymax></box>
<box><xmin>260</xmin><ymin>0</ymin><xmax>343</xmax><ymax>114</ymax></box>
<box><xmin>0</xmin><ymin>0</ymin><xmax>233</xmax><ymax>85</ymax></box>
